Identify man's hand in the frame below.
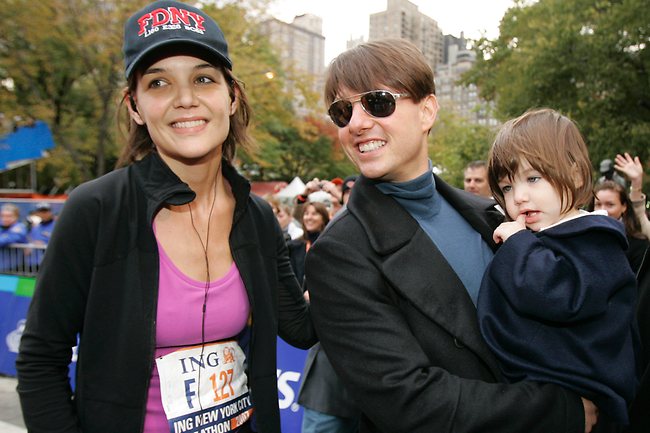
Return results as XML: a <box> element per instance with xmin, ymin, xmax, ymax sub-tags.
<box><xmin>492</xmin><ymin>214</ymin><xmax>526</xmax><ymax>243</ymax></box>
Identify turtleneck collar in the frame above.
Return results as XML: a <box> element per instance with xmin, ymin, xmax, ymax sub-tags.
<box><xmin>376</xmin><ymin>160</ymin><xmax>440</xmax><ymax>217</ymax></box>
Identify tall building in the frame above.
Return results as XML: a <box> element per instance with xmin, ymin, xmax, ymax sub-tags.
<box><xmin>435</xmin><ymin>39</ymin><xmax>498</xmax><ymax>126</ymax></box>
<box><xmin>259</xmin><ymin>14</ymin><xmax>326</xmax><ymax>109</ymax></box>
<box><xmin>369</xmin><ymin>0</ymin><xmax>443</xmax><ymax>72</ymax></box>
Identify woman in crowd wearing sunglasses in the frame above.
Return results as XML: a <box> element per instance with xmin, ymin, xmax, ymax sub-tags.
<box><xmin>303</xmin><ymin>38</ymin><xmax>598</xmax><ymax>433</ymax></box>
<box><xmin>16</xmin><ymin>1</ymin><xmax>316</xmax><ymax>432</ymax></box>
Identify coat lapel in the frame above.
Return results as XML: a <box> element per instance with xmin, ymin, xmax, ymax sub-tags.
<box><xmin>348</xmin><ymin>175</ymin><xmax>502</xmax><ymax>373</ymax></box>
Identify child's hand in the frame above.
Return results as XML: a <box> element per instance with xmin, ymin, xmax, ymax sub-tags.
<box><xmin>493</xmin><ymin>214</ymin><xmax>526</xmax><ymax>244</ymax></box>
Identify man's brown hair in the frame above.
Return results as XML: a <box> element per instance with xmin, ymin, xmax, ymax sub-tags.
<box><xmin>324</xmin><ymin>38</ymin><xmax>435</xmax><ymax>106</ymax></box>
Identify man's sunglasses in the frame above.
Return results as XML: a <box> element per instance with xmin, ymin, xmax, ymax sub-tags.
<box><xmin>328</xmin><ymin>90</ymin><xmax>410</xmax><ymax>128</ymax></box>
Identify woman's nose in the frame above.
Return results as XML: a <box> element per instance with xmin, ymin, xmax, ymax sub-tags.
<box><xmin>174</xmin><ymin>84</ymin><xmax>198</xmax><ymax>108</ymax></box>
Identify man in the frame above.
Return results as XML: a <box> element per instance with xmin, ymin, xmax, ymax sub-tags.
<box><xmin>0</xmin><ymin>203</ymin><xmax>28</xmax><ymax>271</ymax></box>
<box><xmin>463</xmin><ymin>160</ymin><xmax>491</xmax><ymax>198</ymax></box>
<box><xmin>304</xmin><ymin>39</ymin><xmax>597</xmax><ymax>433</ymax></box>
<box><xmin>26</xmin><ymin>202</ymin><xmax>56</xmax><ymax>268</ymax></box>
<box><xmin>340</xmin><ymin>175</ymin><xmax>357</xmax><ymax>205</ymax></box>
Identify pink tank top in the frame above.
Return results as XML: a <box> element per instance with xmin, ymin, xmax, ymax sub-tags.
<box><xmin>143</xmin><ymin>231</ymin><xmax>250</xmax><ymax>433</ymax></box>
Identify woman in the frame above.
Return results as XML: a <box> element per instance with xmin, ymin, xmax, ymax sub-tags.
<box><xmin>287</xmin><ymin>201</ymin><xmax>329</xmax><ymax>286</ymax></box>
<box><xmin>594</xmin><ymin>180</ymin><xmax>649</xmax><ymax>273</ymax></box>
<box><xmin>16</xmin><ymin>2</ymin><xmax>316</xmax><ymax>432</ymax></box>
<box><xmin>615</xmin><ymin>153</ymin><xmax>650</xmax><ymax>239</ymax></box>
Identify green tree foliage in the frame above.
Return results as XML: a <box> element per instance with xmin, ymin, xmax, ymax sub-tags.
<box><xmin>0</xmin><ymin>0</ymin><xmax>148</xmax><ymax>191</ymax></box>
<box><xmin>429</xmin><ymin>110</ymin><xmax>497</xmax><ymax>188</ymax></box>
<box><xmin>1</xmin><ymin>0</ymin><xmax>343</xmax><ymax>190</ymax></box>
<box><xmin>464</xmin><ymin>0</ymin><xmax>650</xmax><ymax>177</ymax></box>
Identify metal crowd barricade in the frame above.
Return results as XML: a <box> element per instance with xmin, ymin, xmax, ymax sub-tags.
<box><xmin>0</xmin><ymin>243</ymin><xmax>47</xmax><ymax>277</ymax></box>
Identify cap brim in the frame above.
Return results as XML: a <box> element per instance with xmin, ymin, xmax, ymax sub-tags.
<box><xmin>125</xmin><ymin>39</ymin><xmax>232</xmax><ymax>78</ymax></box>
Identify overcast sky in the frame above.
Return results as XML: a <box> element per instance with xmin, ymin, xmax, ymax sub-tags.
<box><xmin>267</xmin><ymin>0</ymin><xmax>516</xmax><ymax>64</ymax></box>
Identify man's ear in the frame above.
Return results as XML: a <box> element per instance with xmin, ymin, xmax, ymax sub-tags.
<box><xmin>420</xmin><ymin>94</ymin><xmax>438</xmax><ymax>132</ymax></box>
<box><xmin>126</xmin><ymin>93</ymin><xmax>145</xmax><ymax>125</ymax></box>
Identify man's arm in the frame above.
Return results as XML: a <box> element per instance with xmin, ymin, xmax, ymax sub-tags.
<box><xmin>306</xmin><ymin>225</ymin><xmax>585</xmax><ymax>433</ymax></box>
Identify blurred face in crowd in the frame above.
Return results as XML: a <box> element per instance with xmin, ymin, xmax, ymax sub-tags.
<box><xmin>1</xmin><ymin>210</ymin><xmax>18</xmax><ymax>228</ymax></box>
<box><xmin>302</xmin><ymin>204</ymin><xmax>326</xmax><ymax>234</ymax></box>
<box><xmin>464</xmin><ymin>166</ymin><xmax>491</xmax><ymax>198</ymax></box>
<box><xmin>594</xmin><ymin>188</ymin><xmax>627</xmax><ymax>220</ymax></box>
<box><xmin>275</xmin><ymin>206</ymin><xmax>292</xmax><ymax>230</ymax></box>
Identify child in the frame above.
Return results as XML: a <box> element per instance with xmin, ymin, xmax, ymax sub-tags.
<box><xmin>477</xmin><ymin>108</ymin><xmax>640</xmax><ymax>426</ymax></box>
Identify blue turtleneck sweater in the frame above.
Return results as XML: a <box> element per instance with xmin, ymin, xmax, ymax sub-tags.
<box><xmin>376</xmin><ymin>164</ymin><xmax>493</xmax><ymax>305</ymax></box>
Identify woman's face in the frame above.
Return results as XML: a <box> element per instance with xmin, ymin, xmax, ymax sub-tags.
<box><xmin>302</xmin><ymin>205</ymin><xmax>325</xmax><ymax>234</ymax></box>
<box><xmin>275</xmin><ymin>207</ymin><xmax>292</xmax><ymax>229</ymax></box>
<box><xmin>129</xmin><ymin>55</ymin><xmax>235</xmax><ymax>168</ymax></box>
<box><xmin>594</xmin><ymin>189</ymin><xmax>627</xmax><ymax>220</ymax></box>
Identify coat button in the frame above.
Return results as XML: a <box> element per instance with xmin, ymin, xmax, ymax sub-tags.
<box><xmin>453</xmin><ymin>338</ymin><xmax>465</xmax><ymax>348</ymax></box>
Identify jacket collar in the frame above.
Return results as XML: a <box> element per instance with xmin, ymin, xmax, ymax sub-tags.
<box><xmin>347</xmin><ymin>173</ymin><xmax>503</xmax><ymax>376</ymax></box>
<box><xmin>348</xmin><ymin>173</ymin><xmax>501</xmax><ymax>255</ymax></box>
<box><xmin>132</xmin><ymin>152</ymin><xmax>251</xmax><ymax>223</ymax></box>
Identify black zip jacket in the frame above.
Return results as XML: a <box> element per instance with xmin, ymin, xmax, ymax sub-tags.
<box><xmin>16</xmin><ymin>152</ymin><xmax>317</xmax><ymax>433</ymax></box>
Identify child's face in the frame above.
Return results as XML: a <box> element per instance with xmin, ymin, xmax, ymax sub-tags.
<box><xmin>497</xmin><ymin>160</ymin><xmax>577</xmax><ymax>231</ymax></box>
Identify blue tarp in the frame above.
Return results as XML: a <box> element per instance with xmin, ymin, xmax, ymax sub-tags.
<box><xmin>0</xmin><ymin>121</ymin><xmax>55</xmax><ymax>171</ymax></box>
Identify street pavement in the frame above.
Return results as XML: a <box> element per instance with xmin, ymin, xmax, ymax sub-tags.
<box><xmin>0</xmin><ymin>375</ymin><xmax>26</xmax><ymax>433</ymax></box>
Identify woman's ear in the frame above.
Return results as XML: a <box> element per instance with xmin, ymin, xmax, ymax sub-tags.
<box><xmin>229</xmin><ymin>85</ymin><xmax>239</xmax><ymax>116</ymax></box>
<box><xmin>126</xmin><ymin>92</ymin><xmax>145</xmax><ymax>125</ymax></box>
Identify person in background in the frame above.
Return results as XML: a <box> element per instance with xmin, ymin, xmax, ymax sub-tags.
<box><xmin>296</xmin><ymin>178</ymin><xmax>344</xmax><ymax>219</ymax></box>
<box><xmin>614</xmin><ymin>152</ymin><xmax>650</xmax><ymax>433</ymax></box>
<box><xmin>340</xmin><ymin>175</ymin><xmax>357</xmax><ymax>206</ymax></box>
<box><xmin>593</xmin><ymin>180</ymin><xmax>649</xmax><ymax>274</ymax></box>
<box><xmin>266</xmin><ymin>195</ymin><xmax>303</xmax><ymax>241</ymax></box>
<box><xmin>16</xmin><ymin>2</ymin><xmax>316</xmax><ymax>432</ymax></box>
<box><xmin>305</xmin><ymin>38</ymin><xmax>597</xmax><ymax>433</ymax></box>
<box><xmin>464</xmin><ymin>160</ymin><xmax>492</xmax><ymax>198</ymax></box>
<box><xmin>287</xmin><ymin>201</ymin><xmax>329</xmax><ymax>287</ymax></box>
<box><xmin>286</xmin><ymin>200</ymin><xmax>359</xmax><ymax>433</ymax></box>
<box><xmin>614</xmin><ymin>153</ymin><xmax>650</xmax><ymax>239</ymax></box>
<box><xmin>478</xmin><ymin>108</ymin><xmax>640</xmax><ymax>430</ymax></box>
<box><xmin>598</xmin><ymin>158</ymin><xmax>627</xmax><ymax>187</ymax></box>
<box><xmin>0</xmin><ymin>203</ymin><xmax>28</xmax><ymax>271</ymax></box>
<box><xmin>25</xmin><ymin>202</ymin><xmax>56</xmax><ymax>268</ymax></box>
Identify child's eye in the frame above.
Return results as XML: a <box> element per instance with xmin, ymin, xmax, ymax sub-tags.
<box><xmin>501</xmin><ymin>185</ymin><xmax>512</xmax><ymax>193</ymax></box>
<box><xmin>528</xmin><ymin>176</ymin><xmax>541</xmax><ymax>183</ymax></box>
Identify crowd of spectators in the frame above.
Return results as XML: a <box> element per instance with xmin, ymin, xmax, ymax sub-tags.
<box><xmin>0</xmin><ymin>202</ymin><xmax>56</xmax><ymax>273</ymax></box>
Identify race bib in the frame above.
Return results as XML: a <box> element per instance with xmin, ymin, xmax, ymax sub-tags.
<box><xmin>156</xmin><ymin>341</ymin><xmax>253</xmax><ymax>433</ymax></box>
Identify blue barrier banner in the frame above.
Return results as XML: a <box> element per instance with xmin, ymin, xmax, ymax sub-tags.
<box><xmin>1</xmin><ymin>274</ymin><xmax>309</xmax><ymax>433</ymax></box>
<box><xmin>277</xmin><ymin>338</ymin><xmax>308</xmax><ymax>432</ymax></box>
<box><xmin>0</xmin><ymin>275</ymin><xmax>33</xmax><ymax>376</ymax></box>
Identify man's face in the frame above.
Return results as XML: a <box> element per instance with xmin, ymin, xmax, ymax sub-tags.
<box><xmin>335</xmin><ymin>86</ymin><xmax>437</xmax><ymax>183</ymax></box>
<box><xmin>1</xmin><ymin>211</ymin><xmax>17</xmax><ymax>227</ymax></box>
<box><xmin>464</xmin><ymin>166</ymin><xmax>491</xmax><ymax>198</ymax></box>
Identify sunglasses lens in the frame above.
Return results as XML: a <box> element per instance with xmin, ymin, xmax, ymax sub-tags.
<box><xmin>361</xmin><ymin>91</ymin><xmax>396</xmax><ymax>118</ymax></box>
<box><xmin>328</xmin><ymin>100</ymin><xmax>353</xmax><ymax>127</ymax></box>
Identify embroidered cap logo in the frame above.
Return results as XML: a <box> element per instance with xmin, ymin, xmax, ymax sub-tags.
<box><xmin>137</xmin><ymin>7</ymin><xmax>206</xmax><ymax>37</ymax></box>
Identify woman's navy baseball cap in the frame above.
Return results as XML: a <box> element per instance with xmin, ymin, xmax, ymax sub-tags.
<box><xmin>123</xmin><ymin>0</ymin><xmax>232</xmax><ymax>78</ymax></box>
